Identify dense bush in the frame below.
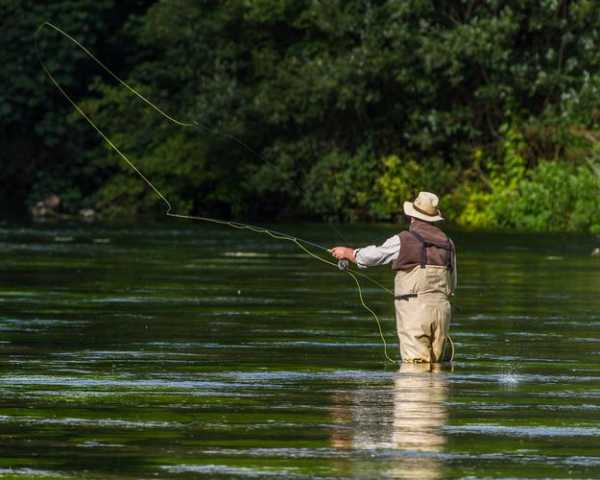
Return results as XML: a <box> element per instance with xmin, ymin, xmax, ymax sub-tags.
<box><xmin>303</xmin><ymin>146</ymin><xmax>380</xmax><ymax>222</ymax></box>
<box><xmin>0</xmin><ymin>0</ymin><xmax>154</xmax><ymax>212</ymax></box>
<box><xmin>2</xmin><ymin>0</ymin><xmax>600</xmax><ymax>232</ymax></box>
<box><xmin>457</xmin><ymin>126</ymin><xmax>600</xmax><ymax>233</ymax></box>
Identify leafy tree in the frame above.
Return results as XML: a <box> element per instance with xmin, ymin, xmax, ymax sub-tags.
<box><xmin>3</xmin><ymin>0</ymin><xmax>600</xmax><ymax>231</ymax></box>
<box><xmin>0</xmin><ymin>0</ymin><xmax>153</xmax><ymax>211</ymax></box>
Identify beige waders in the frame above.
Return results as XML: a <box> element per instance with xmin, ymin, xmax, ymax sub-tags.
<box><xmin>394</xmin><ymin>265</ymin><xmax>453</xmax><ymax>363</ymax></box>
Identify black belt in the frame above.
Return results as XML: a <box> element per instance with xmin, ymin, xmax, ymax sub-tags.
<box><xmin>394</xmin><ymin>294</ymin><xmax>418</xmax><ymax>301</ymax></box>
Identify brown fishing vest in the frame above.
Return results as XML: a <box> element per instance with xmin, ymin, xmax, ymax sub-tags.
<box><xmin>391</xmin><ymin>220</ymin><xmax>454</xmax><ymax>272</ymax></box>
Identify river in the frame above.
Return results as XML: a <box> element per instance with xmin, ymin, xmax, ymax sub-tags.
<box><xmin>0</xmin><ymin>222</ymin><xmax>599</xmax><ymax>479</ymax></box>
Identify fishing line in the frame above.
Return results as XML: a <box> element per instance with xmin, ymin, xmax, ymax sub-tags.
<box><xmin>36</xmin><ymin>21</ymin><xmax>397</xmax><ymax>364</ymax></box>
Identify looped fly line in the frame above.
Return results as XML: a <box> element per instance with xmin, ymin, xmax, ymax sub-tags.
<box><xmin>36</xmin><ymin>21</ymin><xmax>398</xmax><ymax>365</ymax></box>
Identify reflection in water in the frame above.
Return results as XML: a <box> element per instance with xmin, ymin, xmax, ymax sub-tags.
<box><xmin>390</xmin><ymin>364</ymin><xmax>449</xmax><ymax>479</ymax></box>
<box><xmin>330</xmin><ymin>364</ymin><xmax>449</xmax><ymax>479</ymax></box>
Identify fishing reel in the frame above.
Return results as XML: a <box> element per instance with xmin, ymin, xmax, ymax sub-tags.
<box><xmin>337</xmin><ymin>259</ymin><xmax>350</xmax><ymax>271</ymax></box>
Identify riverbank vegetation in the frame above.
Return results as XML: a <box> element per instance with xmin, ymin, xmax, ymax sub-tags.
<box><xmin>2</xmin><ymin>0</ymin><xmax>600</xmax><ymax>233</ymax></box>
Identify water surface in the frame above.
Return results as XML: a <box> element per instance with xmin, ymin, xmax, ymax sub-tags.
<box><xmin>0</xmin><ymin>222</ymin><xmax>599</xmax><ymax>479</ymax></box>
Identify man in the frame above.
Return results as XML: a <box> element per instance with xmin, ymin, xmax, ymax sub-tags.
<box><xmin>330</xmin><ymin>192</ymin><xmax>456</xmax><ymax>363</ymax></box>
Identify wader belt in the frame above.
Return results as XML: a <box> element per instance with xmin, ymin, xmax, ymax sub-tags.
<box><xmin>394</xmin><ymin>293</ymin><xmax>418</xmax><ymax>301</ymax></box>
<box><xmin>409</xmin><ymin>231</ymin><xmax>454</xmax><ymax>271</ymax></box>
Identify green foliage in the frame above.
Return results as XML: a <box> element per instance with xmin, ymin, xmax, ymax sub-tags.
<box><xmin>0</xmin><ymin>0</ymin><xmax>154</xmax><ymax>210</ymax></box>
<box><xmin>458</xmin><ymin>126</ymin><xmax>527</xmax><ymax>230</ymax></box>
<box><xmin>77</xmin><ymin>80</ymin><xmax>214</xmax><ymax>218</ymax></box>
<box><xmin>3</xmin><ymin>0</ymin><xmax>600</xmax><ymax>231</ymax></box>
<box><xmin>376</xmin><ymin>154</ymin><xmax>458</xmax><ymax>220</ymax></box>
<box><xmin>457</xmin><ymin>127</ymin><xmax>600</xmax><ymax>233</ymax></box>
<box><xmin>302</xmin><ymin>146</ymin><xmax>380</xmax><ymax>222</ymax></box>
<box><xmin>302</xmin><ymin>149</ymin><xmax>458</xmax><ymax>222</ymax></box>
<box><xmin>515</xmin><ymin>162</ymin><xmax>600</xmax><ymax>233</ymax></box>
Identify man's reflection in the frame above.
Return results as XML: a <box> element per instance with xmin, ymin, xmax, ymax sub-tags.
<box><xmin>389</xmin><ymin>363</ymin><xmax>449</xmax><ymax>479</ymax></box>
<box><xmin>330</xmin><ymin>363</ymin><xmax>449</xmax><ymax>480</ymax></box>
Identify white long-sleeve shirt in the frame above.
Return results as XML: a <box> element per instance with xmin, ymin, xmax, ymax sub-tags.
<box><xmin>354</xmin><ymin>235</ymin><xmax>401</xmax><ymax>268</ymax></box>
<box><xmin>354</xmin><ymin>234</ymin><xmax>457</xmax><ymax>289</ymax></box>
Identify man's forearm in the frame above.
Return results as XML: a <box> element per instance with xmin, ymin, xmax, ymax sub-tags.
<box><xmin>329</xmin><ymin>246</ymin><xmax>357</xmax><ymax>263</ymax></box>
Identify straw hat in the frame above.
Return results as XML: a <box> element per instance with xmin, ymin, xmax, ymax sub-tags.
<box><xmin>403</xmin><ymin>192</ymin><xmax>443</xmax><ymax>222</ymax></box>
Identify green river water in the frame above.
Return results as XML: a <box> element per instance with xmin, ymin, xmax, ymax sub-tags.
<box><xmin>0</xmin><ymin>222</ymin><xmax>599</xmax><ymax>479</ymax></box>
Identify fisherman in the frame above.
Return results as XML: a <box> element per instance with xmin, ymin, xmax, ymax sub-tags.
<box><xmin>330</xmin><ymin>192</ymin><xmax>456</xmax><ymax>363</ymax></box>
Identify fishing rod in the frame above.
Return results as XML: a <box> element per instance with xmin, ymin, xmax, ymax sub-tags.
<box><xmin>35</xmin><ymin>21</ymin><xmax>398</xmax><ymax>364</ymax></box>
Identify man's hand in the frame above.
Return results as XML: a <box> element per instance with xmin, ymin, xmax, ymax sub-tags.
<box><xmin>329</xmin><ymin>246</ymin><xmax>356</xmax><ymax>263</ymax></box>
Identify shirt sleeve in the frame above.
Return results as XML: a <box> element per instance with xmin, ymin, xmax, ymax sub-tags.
<box><xmin>354</xmin><ymin>235</ymin><xmax>400</xmax><ymax>269</ymax></box>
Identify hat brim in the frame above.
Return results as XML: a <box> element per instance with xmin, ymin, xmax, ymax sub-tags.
<box><xmin>403</xmin><ymin>201</ymin><xmax>444</xmax><ymax>222</ymax></box>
